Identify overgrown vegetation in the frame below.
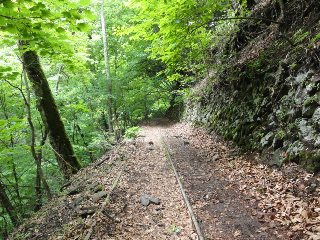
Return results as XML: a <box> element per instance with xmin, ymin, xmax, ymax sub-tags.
<box><xmin>2</xmin><ymin>0</ymin><xmax>318</xmax><ymax>237</ymax></box>
<box><xmin>185</xmin><ymin>0</ymin><xmax>320</xmax><ymax>172</ymax></box>
<box><xmin>0</xmin><ymin>0</ymin><xmax>247</xmax><ymax>237</ymax></box>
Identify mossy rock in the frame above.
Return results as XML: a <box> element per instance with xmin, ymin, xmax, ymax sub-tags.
<box><xmin>299</xmin><ymin>151</ymin><xmax>320</xmax><ymax>173</ymax></box>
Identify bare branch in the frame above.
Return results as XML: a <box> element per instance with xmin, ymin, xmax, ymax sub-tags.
<box><xmin>1</xmin><ymin>79</ymin><xmax>29</xmax><ymax>108</ymax></box>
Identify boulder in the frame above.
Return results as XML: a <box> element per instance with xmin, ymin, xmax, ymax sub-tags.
<box><xmin>140</xmin><ymin>194</ymin><xmax>161</xmax><ymax>207</ymax></box>
<box><xmin>312</xmin><ymin>107</ymin><xmax>320</xmax><ymax>130</ymax></box>
<box><xmin>140</xmin><ymin>195</ymin><xmax>150</xmax><ymax>207</ymax></box>
<box><xmin>92</xmin><ymin>191</ymin><xmax>108</xmax><ymax>203</ymax></box>
<box><xmin>67</xmin><ymin>185</ymin><xmax>83</xmax><ymax>196</ymax></box>
<box><xmin>298</xmin><ymin>119</ymin><xmax>317</xmax><ymax>143</ymax></box>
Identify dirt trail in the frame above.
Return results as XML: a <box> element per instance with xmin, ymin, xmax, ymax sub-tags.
<box><xmin>95</xmin><ymin>122</ymin><xmax>288</xmax><ymax>240</ymax></box>
<box><xmin>12</xmin><ymin>122</ymin><xmax>319</xmax><ymax>240</ymax></box>
<box><xmin>163</xmin><ymin>126</ymin><xmax>278</xmax><ymax>240</ymax></box>
<box><xmin>112</xmin><ymin>125</ymin><xmax>196</xmax><ymax>239</ymax></box>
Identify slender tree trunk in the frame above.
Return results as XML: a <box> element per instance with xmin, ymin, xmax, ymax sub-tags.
<box><xmin>76</xmin><ymin>124</ymin><xmax>94</xmax><ymax>162</ymax></box>
<box><xmin>0</xmin><ymin>181</ymin><xmax>19</xmax><ymax>226</ymax></box>
<box><xmin>22</xmin><ymin>72</ymin><xmax>42</xmax><ymax>211</ymax></box>
<box><xmin>4</xmin><ymin>71</ymin><xmax>52</xmax><ymax>209</ymax></box>
<box><xmin>113</xmin><ymin>44</ymin><xmax>119</xmax><ymax>133</ymax></box>
<box><xmin>34</xmin><ymin>170</ymin><xmax>42</xmax><ymax>211</ymax></box>
<box><xmin>9</xmin><ymin>135</ymin><xmax>21</xmax><ymax>206</ymax></box>
<box><xmin>23</xmin><ymin>72</ymin><xmax>52</xmax><ymax>200</ymax></box>
<box><xmin>101</xmin><ymin>111</ymin><xmax>109</xmax><ymax>131</ymax></box>
<box><xmin>20</xmin><ymin>42</ymin><xmax>81</xmax><ymax>179</ymax></box>
<box><xmin>41</xmin><ymin>169</ymin><xmax>52</xmax><ymax>200</ymax></box>
<box><xmin>100</xmin><ymin>0</ymin><xmax>114</xmax><ymax>132</ymax></box>
<box><xmin>55</xmin><ymin>65</ymin><xmax>64</xmax><ymax>95</ymax></box>
<box><xmin>11</xmin><ymin>162</ymin><xmax>21</xmax><ymax>206</ymax></box>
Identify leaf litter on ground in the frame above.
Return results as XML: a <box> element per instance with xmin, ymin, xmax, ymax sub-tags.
<box><xmin>171</xmin><ymin>123</ymin><xmax>319</xmax><ymax>240</ymax></box>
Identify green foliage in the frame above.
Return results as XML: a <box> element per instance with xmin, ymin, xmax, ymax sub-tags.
<box><xmin>0</xmin><ymin>0</ymin><xmax>94</xmax><ymax>236</ymax></box>
<box><xmin>126</xmin><ymin>0</ymin><xmax>237</xmax><ymax>77</ymax></box>
<box><xmin>0</xmin><ymin>0</ymin><xmax>247</xmax><ymax>237</ymax></box>
<box><xmin>124</xmin><ymin>126</ymin><xmax>141</xmax><ymax>139</ymax></box>
<box><xmin>292</xmin><ymin>29</ymin><xmax>310</xmax><ymax>45</ymax></box>
<box><xmin>311</xmin><ymin>33</ymin><xmax>320</xmax><ymax>43</ymax></box>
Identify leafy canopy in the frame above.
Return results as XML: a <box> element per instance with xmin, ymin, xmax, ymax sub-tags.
<box><xmin>126</xmin><ymin>0</ymin><xmax>233</xmax><ymax>74</ymax></box>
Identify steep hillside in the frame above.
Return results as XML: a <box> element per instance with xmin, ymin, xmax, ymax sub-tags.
<box><xmin>11</xmin><ymin>123</ymin><xmax>320</xmax><ymax>239</ymax></box>
<box><xmin>185</xmin><ymin>0</ymin><xmax>320</xmax><ymax>171</ymax></box>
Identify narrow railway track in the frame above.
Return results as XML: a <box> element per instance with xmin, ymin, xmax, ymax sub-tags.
<box><xmin>161</xmin><ymin>136</ymin><xmax>205</xmax><ymax>240</ymax></box>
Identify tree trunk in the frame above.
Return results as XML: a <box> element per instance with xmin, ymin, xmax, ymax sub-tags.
<box><xmin>20</xmin><ymin>42</ymin><xmax>81</xmax><ymax>179</ymax></box>
<box><xmin>76</xmin><ymin>124</ymin><xmax>95</xmax><ymax>162</ymax></box>
<box><xmin>55</xmin><ymin>65</ymin><xmax>64</xmax><ymax>95</ymax></box>
<box><xmin>34</xmin><ymin>168</ymin><xmax>42</xmax><ymax>211</ymax></box>
<box><xmin>11</xmin><ymin>162</ymin><xmax>21</xmax><ymax>206</ymax></box>
<box><xmin>100</xmin><ymin>0</ymin><xmax>114</xmax><ymax>132</ymax></box>
<box><xmin>23</xmin><ymin>72</ymin><xmax>53</xmax><ymax>200</ymax></box>
<box><xmin>22</xmin><ymin>72</ymin><xmax>42</xmax><ymax>211</ymax></box>
<box><xmin>41</xmin><ymin>169</ymin><xmax>52</xmax><ymax>200</ymax></box>
<box><xmin>0</xmin><ymin>181</ymin><xmax>19</xmax><ymax>226</ymax></box>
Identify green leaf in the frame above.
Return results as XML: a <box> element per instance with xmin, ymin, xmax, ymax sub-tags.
<box><xmin>70</xmin><ymin>9</ymin><xmax>82</xmax><ymax>20</ymax></box>
<box><xmin>39</xmin><ymin>50</ymin><xmax>50</xmax><ymax>56</ymax></box>
<box><xmin>56</xmin><ymin>27</ymin><xmax>65</xmax><ymax>33</ymax></box>
<box><xmin>43</xmin><ymin>22</ymin><xmax>54</xmax><ymax>29</ymax></box>
<box><xmin>40</xmin><ymin>9</ymin><xmax>51</xmax><ymax>17</ymax></box>
<box><xmin>2</xmin><ymin>0</ymin><xmax>14</xmax><ymax>8</ymax></box>
<box><xmin>83</xmin><ymin>9</ymin><xmax>96</xmax><ymax>20</ymax></box>
<box><xmin>62</xmin><ymin>11</ymin><xmax>72</xmax><ymax>18</ymax></box>
<box><xmin>33</xmin><ymin>23</ymin><xmax>42</xmax><ymax>31</ymax></box>
<box><xmin>77</xmin><ymin>23</ymin><xmax>90</xmax><ymax>32</ymax></box>
<box><xmin>79</xmin><ymin>0</ymin><xmax>91</xmax><ymax>6</ymax></box>
<box><xmin>0</xmin><ymin>66</ymin><xmax>13</xmax><ymax>72</ymax></box>
<box><xmin>4</xmin><ymin>24</ymin><xmax>18</xmax><ymax>34</ymax></box>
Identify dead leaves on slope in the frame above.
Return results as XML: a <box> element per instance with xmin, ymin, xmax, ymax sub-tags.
<box><xmin>225</xmin><ymin>160</ymin><xmax>320</xmax><ymax>239</ymax></box>
<box><xmin>175</xmin><ymin>123</ymin><xmax>319</xmax><ymax>239</ymax></box>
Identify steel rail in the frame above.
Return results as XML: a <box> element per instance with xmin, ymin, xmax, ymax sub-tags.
<box><xmin>161</xmin><ymin>137</ymin><xmax>205</xmax><ymax>240</ymax></box>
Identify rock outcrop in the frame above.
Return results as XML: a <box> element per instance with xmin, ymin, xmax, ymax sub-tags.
<box><xmin>185</xmin><ymin>0</ymin><xmax>320</xmax><ymax>171</ymax></box>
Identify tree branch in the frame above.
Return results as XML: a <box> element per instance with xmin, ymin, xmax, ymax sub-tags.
<box><xmin>1</xmin><ymin>79</ymin><xmax>29</xmax><ymax>107</ymax></box>
<box><xmin>188</xmin><ymin>16</ymin><xmax>283</xmax><ymax>36</ymax></box>
<box><xmin>212</xmin><ymin>16</ymin><xmax>283</xmax><ymax>25</ymax></box>
<box><xmin>0</xmin><ymin>14</ymin><xmax>42</xmax><ymax>20</ymax></box>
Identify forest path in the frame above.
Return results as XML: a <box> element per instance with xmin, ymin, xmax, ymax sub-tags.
<box><xmin>12</xmin><ymin>122</ymin><xmax>318</xmax><ymax>240</ymax></box>
<box><xmin>159</xmin><ymin>124</ymin><xmax>280</xmax><ymax>240</ymax></box>
<box><xmin>106</xmin><ymin>124</ymin><xmax>196</xmax><ymax>239</ymax></box>
<box><xmin>103</xmin><ymin>122</ymin><xmax>285</xmax><ymax>240</ymax></box>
